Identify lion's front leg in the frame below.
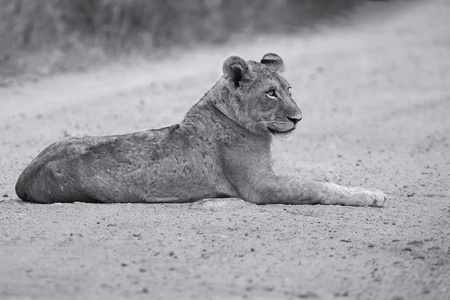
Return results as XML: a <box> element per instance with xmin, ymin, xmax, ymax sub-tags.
<box><xmin>222</xmin><ymin>147</ymin><xmax>386</xmax><ymax>207</ymax></box>
<box><xmin>313</xmin><ymin>182</ymin><xmax>387</xmax><ymax>207</ymax></box>
<box><xmin>250</xmin><ymin>176</ymin><xmax>387</xmax><ymax>207</ymax></box>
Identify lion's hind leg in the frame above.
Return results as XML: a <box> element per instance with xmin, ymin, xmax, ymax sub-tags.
<box><xmin>16</xmin><ymin>160</ymin><xmax>78</xmax><ymax>203</ymax></box>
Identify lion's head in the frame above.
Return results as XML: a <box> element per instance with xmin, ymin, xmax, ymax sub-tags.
<box><xmin>218</xmin><ymin>53</ymin><xmax>302</xmax><ymax>140</ymax></box>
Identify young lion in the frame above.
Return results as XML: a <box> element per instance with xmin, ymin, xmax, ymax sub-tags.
<box><xmin>15</xmin><ymin>53</ymin><xmax>386</xmax><ymax>206</ymax></box>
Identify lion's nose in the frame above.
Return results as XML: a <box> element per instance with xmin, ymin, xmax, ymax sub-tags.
<box><xmin>287</xmin><ymin>115</ymin><xmax>302</xmax><ymax>125</ymax></box>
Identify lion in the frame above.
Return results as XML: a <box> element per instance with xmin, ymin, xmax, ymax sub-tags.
<box><xmin>15</xmin><ymin>53</ymin><xmax>386</xmax><ymax>207</ymax></box>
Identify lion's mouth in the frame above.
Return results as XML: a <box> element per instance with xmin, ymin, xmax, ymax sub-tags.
<box><xmin>267</xmin><ymin>127</ymin><xmax>295</xmax><ymax>135</ymax></box>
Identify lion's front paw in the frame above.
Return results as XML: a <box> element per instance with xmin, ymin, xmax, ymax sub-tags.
<box><xmin>352</xmin><ymin>189</ymin><xmax>387</xmax><ymax>207</ymax></box>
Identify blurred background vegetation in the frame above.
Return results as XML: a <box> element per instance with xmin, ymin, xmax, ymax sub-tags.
<box><xmin>0</xmin><ymin>0</ymin><xmax>363</xmax><ymax>78</ymax></box>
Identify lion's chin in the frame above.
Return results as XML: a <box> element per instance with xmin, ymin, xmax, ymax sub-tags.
<box><xmin>267</xmin><ymin>128</ymin><xmax>295</xmax><ymax>141</ymax></box>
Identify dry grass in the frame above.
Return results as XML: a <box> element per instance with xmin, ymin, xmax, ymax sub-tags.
<box><xmin>0</xmin><ymin>0</ymin><xmax>361</xmax><ymax>78</ymax></box>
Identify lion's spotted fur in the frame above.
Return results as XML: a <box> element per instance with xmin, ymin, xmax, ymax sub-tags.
<box><xmin>16</xmin><ymin>54</ymin><xmax>386</xmax><ymax>206</ymax></box>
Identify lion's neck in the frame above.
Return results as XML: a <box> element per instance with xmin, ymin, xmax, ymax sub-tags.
<box><xmin>182</xmin><ymin>97</ymin><xmax>250</xmax><ymax>139</ymax></box>
<box><xmin>181</xmin><ymin>79</ymin><xmax>271</xmax><ymax>143</ymax></box>
<box><xmin>208</xmin><ymin>80</ymin><xmax>248</xmax><ymax>130</ymax></box>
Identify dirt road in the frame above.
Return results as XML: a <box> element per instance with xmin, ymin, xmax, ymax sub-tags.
<box><xmin>1</xmin><ymin>1</ymin><xmax>450</xmax><ymax>299</ymax></box>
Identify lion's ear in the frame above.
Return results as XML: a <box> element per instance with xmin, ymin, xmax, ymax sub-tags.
<box><xmin>222</xmin><ymin>56</ymin><xmax>250</xmax><ymax>88</ymax></box>
<box><xmin>261</xmin><ymin>53</ymin><xmax>284</xmax><ymax>72</ymax></box>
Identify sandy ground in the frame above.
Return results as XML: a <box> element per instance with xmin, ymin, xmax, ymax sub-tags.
<box><xmin>1</xmin><ymin>1</ymin><xmax>450</xmax><ymax>299</ymax></box>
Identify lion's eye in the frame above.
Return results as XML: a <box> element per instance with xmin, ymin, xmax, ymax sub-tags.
<box><xmin>266</xmin><ymin>89</ymin><xmax>277</xmax><ymax>99</ymax></box>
